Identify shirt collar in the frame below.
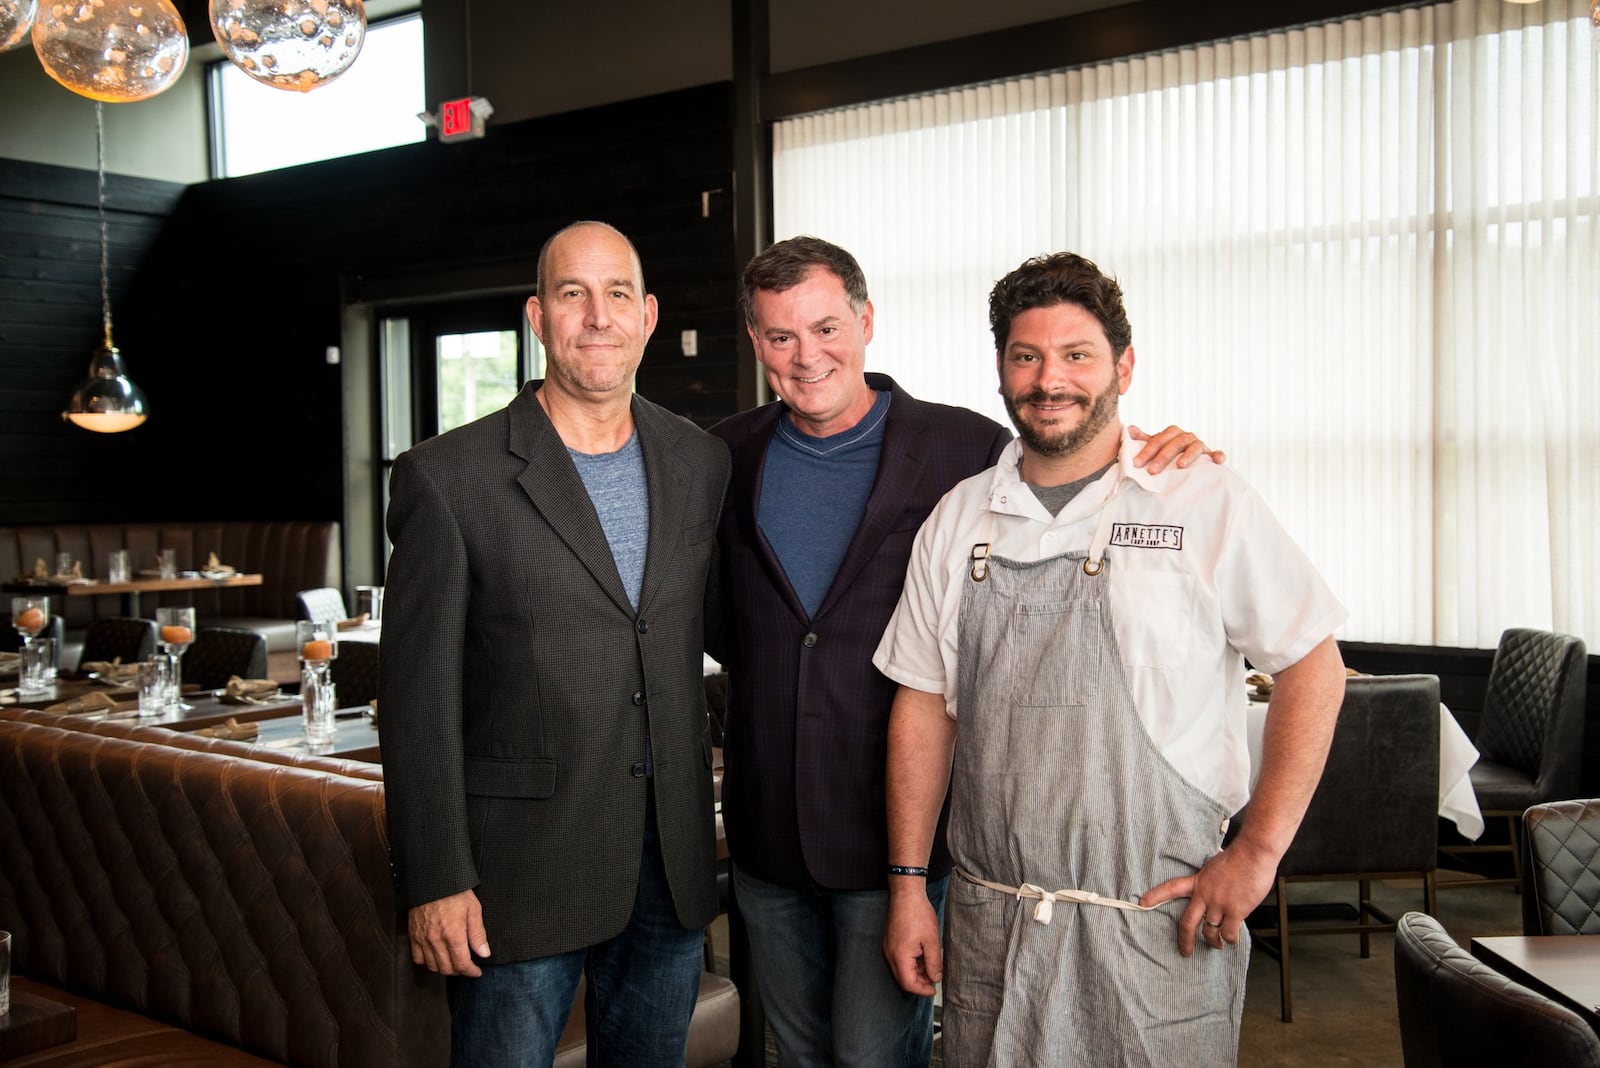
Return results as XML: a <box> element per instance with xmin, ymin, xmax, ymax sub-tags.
<box><xmin>986</xmin><ymin>426</ymin><xmax>1169</xmax><ymax>519</ymax></box>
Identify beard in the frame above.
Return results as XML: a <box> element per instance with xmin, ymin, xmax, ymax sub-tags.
<box><xmin>1003</xmin><ymin>373</ymin><xmax>1120</xmax><ymax>459</ymax></box>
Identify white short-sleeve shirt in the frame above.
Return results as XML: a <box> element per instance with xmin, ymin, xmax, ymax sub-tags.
<box><xmin>873</xmin><ymin>428</ymin><xmax>1346</xmax><ymax>813</ymax></box>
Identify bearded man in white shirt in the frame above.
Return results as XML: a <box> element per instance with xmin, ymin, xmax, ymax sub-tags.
<box><xmin>876</xmin><ymin>251</ymin><xmax>1348</xmax><ymax>1067</ymax></box>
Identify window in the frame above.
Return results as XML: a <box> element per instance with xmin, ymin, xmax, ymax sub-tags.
<box><xmin>210</xmin><ymin>13</ymin><xmax>425</xmax><ymax>178</ymax></box>
<box><xmin>773</xmin><ymin>0</ymin><xmax>1599</xmax><ymax>650</ymax></box>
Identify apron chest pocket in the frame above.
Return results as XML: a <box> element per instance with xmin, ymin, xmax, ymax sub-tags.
<box><xmin>1011</xmin><ymin>602</ymin><xmax>1100</xmax><ymax>707</ymax></box>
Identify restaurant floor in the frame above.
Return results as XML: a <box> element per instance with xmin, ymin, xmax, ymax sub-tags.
<box><xmin>705</xmin><ymin>866</ymin><xmax>1524</xmax><ymax>1067</ymax></box>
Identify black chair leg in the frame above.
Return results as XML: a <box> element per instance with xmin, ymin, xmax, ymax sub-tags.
<box><xmin>1277</xmin><ymin>876</ymin><xmax>1293</xmax><ymax>1023</ymax></box>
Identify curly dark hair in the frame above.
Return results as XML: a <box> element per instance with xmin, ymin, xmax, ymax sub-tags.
<box><xmin>740</xmin><ymin>236</ymin><xmax>869</xmax><ymax>328</ymax></box>
<box><xmin>987</xmin><ymin>252</ymin><xmax>1131</xmax><ymax>358</ymax></box>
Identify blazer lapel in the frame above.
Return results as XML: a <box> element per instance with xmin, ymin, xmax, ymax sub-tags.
<box><xmin>814</xmin><ymin>378</ymin><xmax>929</xmax><ymax>619</ymax></box>
<box><xmin>507</xmin><ymin>386</ymin><xmax>634</xmax><ymax>617</ymax></box>
<box><xmin>632</xmin><ymin>398</ymin><xmax>690</xmax><ymax>615</ymax></box>
<box><xmin>731</xmin><ymin>406</ymin><xmax>811</xmax><ymax>623</ymax></box>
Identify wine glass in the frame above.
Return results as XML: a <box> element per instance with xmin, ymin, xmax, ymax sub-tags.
<box><xmin>297</xmin><ymin>619</ymin><xmax>339</xmax><ymax>746</ymax></box>
<box><xmin>156</xmin><ymin>606</ymin><xmax>196</xmax><ymax>711</ymax></box>
<box><xmin>11</xmin><ymin>595</ymin><xmax>50</xmax><ymax>696</ymax></box>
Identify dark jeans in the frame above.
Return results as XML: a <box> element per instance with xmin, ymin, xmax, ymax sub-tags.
<box><xmin>448</xmin><ymin>793</ymin><xmax>704</xmax><ymax>1067</ymax></box>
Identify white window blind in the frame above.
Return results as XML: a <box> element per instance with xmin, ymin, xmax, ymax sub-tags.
<box><xmin>773</xmin><ymin>0</ymin><xmax>1599</xmax><ymax>651</ymax></box>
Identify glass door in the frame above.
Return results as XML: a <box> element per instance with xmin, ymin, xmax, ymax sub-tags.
<box><xmin>376</xmin><ymin>297</ymin><xmax>543</xmax><ymax>564</ymax></box>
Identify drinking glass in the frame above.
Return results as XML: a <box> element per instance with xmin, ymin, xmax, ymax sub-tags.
<box><xmin>157</xmin><ymin>548</ymin><xmax>177</xmax><ymax>580</ymax></box>
<box><xmin>137</xmin><ymin>656</ymin><xmax>173</xmax><ymax>718</ymax></box>
<box><xmin>35</xmin><ymin>636</ymin><xmax>56</xmax><ymax>682</ymax></box>
<box><xmin>11</xmin><ymin>596</ymin><xmax>50</xmax><ymax>695</ymax></box>
<box><xmin>297</xmin><ymin>619</ymin><xmax>339</xmax><ymax>746</ymax></box>
<box><xmin>355</xmin><ymin>585</ymin><xmax>383</xmax><ymax>624</ymax></box>
<box><xmin>156</xmin><ymin>606</ymin><xmax>196</xmax><ymax>711</ymax></box>
<box><xmin>55</xmin><ymin>551</ymin><xmax>73</xmax><ymax>577</ymax></box>
<box><xmin>108</xmin><ymin>549</ymin><xmax>130</xmax><ymax>584</ymax></box>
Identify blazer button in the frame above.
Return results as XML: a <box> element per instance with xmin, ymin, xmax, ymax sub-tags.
<box><xmin>636</xmin><ymin>619</ymin><xmax>649</xmax><ymax>634</ymax></box>
<box><xmin>632</xmin><ymin>691</ymin><xmax>647</xmax><ymax>706</ymax></box>
<box><xmin>631</xmin><ymin>761</ymin><xmax>646</xmax><ymax>778</ymax></box>
<box><xmin>802</xmin><ymin>632</ymin><xmax>818</xmax><ymax>648</ymax></box>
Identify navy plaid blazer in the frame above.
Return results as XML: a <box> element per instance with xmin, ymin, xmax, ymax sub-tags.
<box><xmin>710</xmin><ymin>374</ymin><xmax>1011</xmax><ymax>890</ymax></box>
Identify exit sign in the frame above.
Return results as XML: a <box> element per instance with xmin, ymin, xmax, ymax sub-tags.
<box><xmin>436</xmin><ymin>96</ymin><xmax>493</xmax><ymax>143</ymax></box>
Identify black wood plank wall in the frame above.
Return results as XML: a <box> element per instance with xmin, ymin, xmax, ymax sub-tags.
<box><xmin>0</xmin><ymin>161</ymin><xmax>185</xmax><ymax>524</ymax></box>
<box><xmin>0</xmin><ymin>82</ymin><xmax>739</xmax><ymax>529</ymax></box>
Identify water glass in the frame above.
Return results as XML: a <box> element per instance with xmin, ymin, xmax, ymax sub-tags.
<box><xmin>157</xmin><ymin>548</ymin><xmax>177</xmax><ymax>580</ymax></box>
<box><xmin>55</xmin><ymin>551</ymin><xmax>73</xmax><ymax>577</ymax></box>
<box><xmin>137</xmin><ymin>656</ymin><xmax>173</xmax><ymax>717</ymax></box>
<box><xmin>355</xmin><ymin>585</ymin><xmax>384</xmax><ymax>623</ymax></box>
<box><xmin>108</xmin><ymin>549</ymin><xmax>130</xmax><ymax>584</ymax></box>
<box><xmin>302</xmin><ymin>665</ymin><xmax>338</xmax><ymax>747</ymax></box>
<box><xmin>0</xmin><ymin>930</ymin><xmax>10</xmax><ymax>1017</ymax></box>
<box><xmin>18</xmin><ymin>641</ymin><xmax>49</xmax><ymax>696</ymax></box>
<box><xmin>35</xmin><ymin>636</ymin><xmax>56</xmax><ymax>682</ymax></box>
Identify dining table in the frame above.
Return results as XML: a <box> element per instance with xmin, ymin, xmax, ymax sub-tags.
<box><xmin>3</xmin><ymin>573</ymin><xmax>264</xmax><ymax>617</ymax></box>
<box><xmin>1246</xmin><ymin>689</ymin><xmax>1484</xmax><ymax>839</ymax></box>
<box><xmin>3</xmin><ymin>675</ymin><xmax>302</xmax><ymax>732</ymax></box>
<box><xmin>1470</xmin><ymin>935</ymin><xmax>1600</xmax><ymax>1028</ymax></box>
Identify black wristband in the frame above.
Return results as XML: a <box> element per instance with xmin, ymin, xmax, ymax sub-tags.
<box><xmin>888</xmin><ymin>865</ymin><xmax>930</xmax><ymax>878</ymax></box>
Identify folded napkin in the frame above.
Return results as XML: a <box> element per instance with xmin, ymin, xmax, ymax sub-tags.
<box><xmin>195</xmin><ymin>717</ymin><xmax>259</xmax><ymax>741</ymax></box>
<box><xmin>202</xmin><ymin>552</ymin><xmax>238</xmax><ymax>578</ymax></box>
<box><xmin>367</xmin><ymin>699</ymin><xmax>378</xmax><ymax>726</ymax></box>
<box><xmin>0</xmin><ymin>651</ymin><xmax>18</xmax><ymax>669</ymax></box>
<box><xmin>1246</xmin><ymin>672</ymin><xmax>1274</xmax><ymax>695</ymax></box>
<box><xmin>32</xmin><ymin>557</ymin><xmax>47</xmax><ymax>579</ymax></box>
<box><xmin>220</xmin><ymin>676</ymin><xmax>282</xmax><ymax>705</ymax></box>
<box><xmin>81</xmin><ymin>659</ymin><xmax>139</xmax><ymax>685</ymax></box>
<box><xmin>334</xmin><ymin>613</ymin><xmax>370</xmax><ymax>631</ymax></box>
<box><xmin>45</xmin><ymin>691</ymin><xmax>121</xmax><ymax>715</ymax></box>
<box><xmin>51</xmin><ymin>561</ymin><xmax>85</xmax><ymax>582</ymax></box>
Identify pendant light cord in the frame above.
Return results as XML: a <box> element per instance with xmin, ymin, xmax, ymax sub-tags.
<box><xmin>96</xmin><ymin>100</ymin><xmax>112</xmax><ymax>349</ymax></box>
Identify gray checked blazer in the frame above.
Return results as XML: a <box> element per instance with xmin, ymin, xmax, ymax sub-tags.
<box><xmin>379</xmin><ymin>383</ymin><xmax>731</xmax><ymax>962</ymax></box>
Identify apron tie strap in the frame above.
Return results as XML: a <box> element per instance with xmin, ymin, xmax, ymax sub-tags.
<box><xmin>958</xmin><ymin>867</ymin><xmax>1155</xmax><ymax>925</ymax></box>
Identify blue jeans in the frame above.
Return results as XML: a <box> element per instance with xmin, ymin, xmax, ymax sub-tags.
<box><xmin>733</xmin><ymin>862</ymin><xmax>949</xmax><ymax>1068</ymax></box>
<box><xmin>448</xmin><ymin>795</ymin><xmax>704</xmax><ymax>1067</ymax></box>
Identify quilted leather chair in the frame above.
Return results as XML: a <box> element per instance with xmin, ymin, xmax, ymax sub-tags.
<box><xmin>330</xmin><ymin>639</ymin><xmax>380</xmax><ymax>708</ymax></box>
<box><xmin>298</xmin><ymin>586</ymin><xmax>349</xmax><ymax>623</ymax></box>
<box><xmin>184</xmin><ymin>626</ymin><xmax>269</xmax><ymax>688</ymax></box>
<box><xmin>1394</xmin><ymin>911</ymin><xmax>1600</xmax><ymax>1067</ymax></box>
<box><xmin>1245</xmin><ymin>674</ymin><xmax>1441</xmax><ymax>1021</ymax></box>
<box><xmin>77</xmin><ymin>616</ymin><xmax>159</xmax><ymax>668</ymax></box>
<box><xmin>1445</xmin><ymin>628</ymin><xmax>1588</xmax><ymax>888</ymax></box>
<box><xmin>1521</xmin><ymin>798</ymin><xmax>1600</xmax><ymax>935</ymax></box>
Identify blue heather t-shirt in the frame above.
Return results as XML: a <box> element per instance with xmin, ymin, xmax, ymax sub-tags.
<box><xmin>758</xmin><ymin>390</ymin><xmax>891</xmax><ymax>618</ymax></box>
<box><xmin>568</xmin><ymin>430</ymin><xmax>649</xmax><ymax>610</ymax></box>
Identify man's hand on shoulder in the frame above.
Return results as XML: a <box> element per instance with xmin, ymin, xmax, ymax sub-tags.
<box><xmin>1128</xmin><ymin>424</ymin><xmax>1226</xmax><ymax>474</ymax></box>
<box><xmin>408</xmin><ymin>888</ymin><xmax>490</xmax><ymax>977</ymax></box>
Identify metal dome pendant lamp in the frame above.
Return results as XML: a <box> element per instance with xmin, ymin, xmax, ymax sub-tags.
<box><xmin>63</xmin><ymin>101</ymin><xmax>148</xmax><ymax>434</ymax></box>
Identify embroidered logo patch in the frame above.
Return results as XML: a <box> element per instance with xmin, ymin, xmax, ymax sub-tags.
<box><xmin>1109</xmin><ymin>523</ymin><xmax>1183</xmax><ymax>550</ymax></box>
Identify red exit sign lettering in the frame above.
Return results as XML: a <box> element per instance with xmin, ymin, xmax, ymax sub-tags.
<box><xmin>440</xmin><ymin>97</ymin><xmax>473</xmax><ymax>140</ymax></box>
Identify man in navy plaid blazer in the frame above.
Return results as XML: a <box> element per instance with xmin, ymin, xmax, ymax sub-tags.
<box><xmin>709</xmin><ymin>237</ymin><xmax>1212</xmax><ymax>1066</ymax></box>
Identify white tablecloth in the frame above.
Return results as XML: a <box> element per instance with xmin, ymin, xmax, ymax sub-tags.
<box><xmin>1246</xmin><ymin>697</ymin><xmax>1483</xmax><ymax>840</ymax></box>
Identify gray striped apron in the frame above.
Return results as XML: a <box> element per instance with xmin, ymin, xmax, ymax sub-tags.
<box><xmin>942</xmin><ymin>542</ymin><xmax>1247</xmax><ymax>1067</ymax></box>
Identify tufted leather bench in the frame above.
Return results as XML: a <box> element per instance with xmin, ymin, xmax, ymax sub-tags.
<box><xmin>0</xmin><ymin>711</ymin><xmax>739</xmax><ymax>1066</ymax></box>
<box><xmin>0</xmin><ymin>710</ymin><xmax>446</xmax><ymax>1066</ymax></box>
<box><xmin>0</xmin><ymin>521</ymin><xmax>341</xmax><ymax>658</ymax></box>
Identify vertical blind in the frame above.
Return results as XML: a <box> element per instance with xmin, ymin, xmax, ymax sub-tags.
<box><xmin>773</xmin><ymin>0</ymin><xmax>1599</xmax><ymax>651</ymax></box>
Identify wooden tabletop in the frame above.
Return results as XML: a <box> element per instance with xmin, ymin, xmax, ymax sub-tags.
<box><xmin>1471</xmin><ymin>935</ymin><xmax>1600</xmax><ymax>1024</ymax></box>
<box><xmin>3</xmin><ymin>574</ymin><xmax>263</xmax><ymax>596</ymax></box>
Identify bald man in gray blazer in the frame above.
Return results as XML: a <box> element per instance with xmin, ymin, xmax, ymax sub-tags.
<box><xmin>379</xmin><ymin>222</ymin><xmax>730</xmax><ymax>1067</ymax></box>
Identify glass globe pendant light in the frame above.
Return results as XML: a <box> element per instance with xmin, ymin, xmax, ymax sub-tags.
<box><xmin>0</xmin><ymin>0</ymin><xmax>37</xmax><ymax>51</ymax></box>
<box><xmin>209</xmin><ymin>0</ymin><xmax>366</xmax><ymax>92</ymax></box>
<box><xmin>33</xmin><ymin>0</ymin><xmax>188</xmax><ymax>103</ymax></box>
<box><xmin>64</xmin><ymin>102</ymin><xmax>148</xmax><ymax>434</ymax></box>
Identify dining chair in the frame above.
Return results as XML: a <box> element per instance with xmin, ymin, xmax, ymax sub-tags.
<box><xmin>1393</xmin><ymin>911</ymin><xmax>1600</xmax><ymax>1067</ymax></box>
<box><xmin>1442</xmin><ymin>628</ymin><xmax>1588</xmax><ymax>890</ymax></box>
<box><xmin>296</xmin><ymin>587</ymin><xmax>349</xmax><ymax>624</ymax></box>
<box><xmin>329</xmin><ymin>640</ymin><xmax>379</xmax><ymax>709</ymax></box>
<box><xmin>1521</xmin><ymin>798</ymin><xmax>1600</xmax><ymax>936</ymax></box>
<box><xmin>1243</xmin><ymin>673</ymin><xmax>1441</xmax><ymax>1021</ymax></box>
<box><xmin>78</xmin><ymin>617</ymin><xmax>158</xmax><ymax>669</ymax></box>
<box><xmin>183</xmin><ymin>627</ymin><xmax>268</xmax><ymax>689</ymax></box>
